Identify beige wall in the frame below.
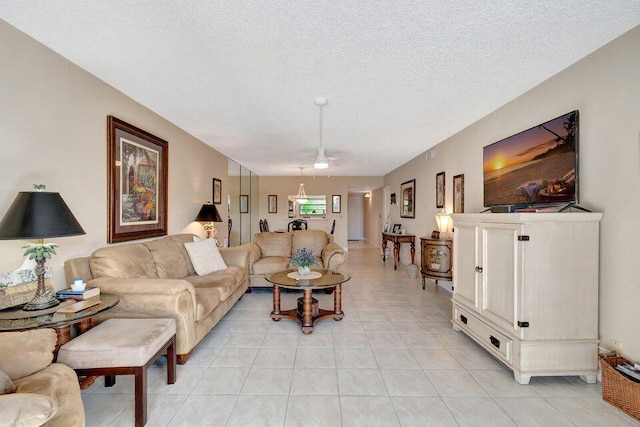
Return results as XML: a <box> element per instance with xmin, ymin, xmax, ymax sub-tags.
<box><xmin>257</xmin><ymin>176</ymin><xmax>383</xmax><ymax>249</ymax></box>
<box><xmin>0</xmin><ymin>20</ymin><xmax>229</xmax><ymax>287</ymax></box>
<box><xmin>385</xmin><ymin>25</ymin><xmax>640</xmax><ymax>361</ymax></box>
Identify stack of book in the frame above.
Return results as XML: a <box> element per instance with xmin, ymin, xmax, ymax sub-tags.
<box><xmin>56</xmin><ymin>286</ymin><xmax>100</xmax><ymax>301</ymax></box>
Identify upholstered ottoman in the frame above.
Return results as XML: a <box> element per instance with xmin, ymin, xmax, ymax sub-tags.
<box><xmin>57</xmin><ymin>318</ymin><xmax>176</xmax><ymax>427</ymax></box>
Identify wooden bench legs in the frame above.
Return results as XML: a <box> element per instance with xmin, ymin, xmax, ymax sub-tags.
<box><xmin>75</xmin><ymin>335</ymin><xmax>176</xmax><ymax>427</ymax></box>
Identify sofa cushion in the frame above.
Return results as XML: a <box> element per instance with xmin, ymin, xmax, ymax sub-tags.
<box><xmin>252</xmin><ymin>257</ymin><xmax>291</xmax><ymax>276</ymax></box>
<box><xmin>184</xmin><ymin>269</ymin><xmax>240</xmax><ymax>301</ymax></box>
<box><xmin>255</xmin><ymin>232</ymin><xmax>292</xmax><ymax>258</ymax></box>
<box><xmin>0</xmin><ymin>368</ymin><xmax>15</xmax><ymax>395</ymax></box>
<box><xmin>292</xmin><ymin>230</ymin><xmax>329</xmax><ymax>260</ymax></box>
<box><xmin>91</xmin><ymin>243</ymin><xmax>158</xmax><ymax>279</ymax></box>
<box><xmin>0</xmin><ymin>392</ymin><xmax>57</xmax><ymax>426</ymax></box>
<box><xmin>184</xmin><ymin>238</ymin><xmax>227</xmax><ymax>275</ymax></box>
<box><xmin>0</xmin><ymin>329</ymin><xmax>56</xmax><ymax>380</ymax></box>
<box><xmin>145</xmin><ymin>235</ymin><xmax>191</xmax><ymax>279</ymax></box>
<box><xmin>193</xmin><ymin>287</ymin><xmax>221</xmax><ymax>322</ymax></box>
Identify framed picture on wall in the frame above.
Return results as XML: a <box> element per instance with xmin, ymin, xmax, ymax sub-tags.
<box><xmin>400</xmin><ymin>179</ymin><xmax>415</xmax><ymax>218</ymax></box>
<box><xmin>212</xmin><ymin>178</ymin><xmax>222</xmax><ymax>204</ymax></box>
<box><xmin>107</xmin><ymin>116</ymin><xmax>168</xmax><ymax>243</ymax></box>
<box><xmin>240</xmin><ymin>195</ymin><xmax>249</xmax><ymax>213</ymax></box>
<box><xmin>453</xmin><ymin>174</ymin><xmax>464</xmax><ymax>213</ymax></box>
<box><xmin>332</xmin><ymin>195</ymin><xmax>341</xmax><ymax>213</ymax></box>
<box><xmin>436</xmin><ymin>172</ymin><xmax>445</xmax><ymax>208</ymax></box>
<box><xmin>268</xmin><ymin>195</ymin><xmax>277</xmax><ymax>213</ymax></box>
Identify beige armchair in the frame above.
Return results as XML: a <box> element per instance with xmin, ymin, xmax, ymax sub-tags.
<box><xmin>248</xmin><ymin>230</ymin><xmax>346</xmax><ymax>287</ymax></box>
<box><xmin>0</xmin><ymin>329</ymin><xmax>85</xmax><ymax>426</ymax></box>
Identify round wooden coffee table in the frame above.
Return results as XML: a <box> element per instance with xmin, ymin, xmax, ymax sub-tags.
<box><xmin>266</xmin><ymin>269</ymin><xmax>350</xmax><ymax>334</ymax></box>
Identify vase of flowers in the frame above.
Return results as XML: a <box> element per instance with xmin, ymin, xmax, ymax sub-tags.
<box><xmin>291</xmin><ymin>247</ymin><xmax>317</xmax><ymax>276</ymax></box>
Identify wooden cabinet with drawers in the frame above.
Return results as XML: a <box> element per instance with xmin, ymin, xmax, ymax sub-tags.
<box><xmin>420</xmin><ymin>237</ymin><xmax>453</xmax><ymax>289</ymax></box>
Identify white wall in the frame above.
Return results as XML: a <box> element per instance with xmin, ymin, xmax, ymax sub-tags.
<box><xmin>385</xmin><ymin>25</ymin><xmax>640</xmax><ymax>361</ymax></box>
<box><xmin>0</xmin><ymin>20</ymin><xmax>229</xmax><ymax>288</ymax></box>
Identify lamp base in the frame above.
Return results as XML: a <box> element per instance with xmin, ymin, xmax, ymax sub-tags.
<box><xmin>22</xmin><ymin>294</ymin><xmax>60</xmax><ymax>311</ymax></box>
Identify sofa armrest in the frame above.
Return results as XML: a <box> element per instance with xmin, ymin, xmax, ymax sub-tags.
<box><xmin>219</xmin><ymin>244</ymin><xmax>251</xmax><ymax>269</ymax></box>
<box><xmin>321</xmin><ymin>242</ymin><xmax>344</xmax><ymax>266</ymax></box>
<box><xmin>246</xmin><ymin>242</ymin><xmax>263</xmax><ymax>273</ymax></box>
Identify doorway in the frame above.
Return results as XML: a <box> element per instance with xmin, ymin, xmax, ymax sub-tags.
<box><xmin>348</xmin><ymin>194</ymin><xmax>363</xmax><ymax>240</ymax></box>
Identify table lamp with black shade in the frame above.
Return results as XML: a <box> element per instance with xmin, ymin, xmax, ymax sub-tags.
<box><xmin>195</xmin><ymin>202</ymin><xmax>222</xmax><ymax>239</ymax></box>
<box><xmin>0</xmin><ymin>186</ymin><xmax>85</xmax><ymax>311</ymax></box>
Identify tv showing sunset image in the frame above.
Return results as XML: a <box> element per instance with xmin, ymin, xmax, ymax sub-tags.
<box><xmin>483</xmin><ymin>110</ymin><xmax>578</xmax><ymax>207</ymax></box>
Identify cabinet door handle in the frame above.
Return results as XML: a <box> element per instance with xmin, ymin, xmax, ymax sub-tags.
<box><xmin>460</xmin><ymin>315</ymin><xmax>468</xmax><ymax>324</ymax></box>
<box><xmin>474</xmin><ymin>266</ymin><xmax>483</xmax><ymax>273</ymax></box>
<box><xmin>490</xmin><ymin>335</ymin><xmax>500</xmax><ymax>348</ymax></box>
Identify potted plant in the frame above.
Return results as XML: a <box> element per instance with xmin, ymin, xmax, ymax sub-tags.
<box><xmin>291</xmin><ymin>248</ymin><xmax>318</xmax><ymax>276</ymax></box>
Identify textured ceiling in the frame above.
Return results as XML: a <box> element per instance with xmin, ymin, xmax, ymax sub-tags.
<box><xmin>2</xmin><ymin>1</ymin><xmax>640</xmax><ymax>176</ymax></box>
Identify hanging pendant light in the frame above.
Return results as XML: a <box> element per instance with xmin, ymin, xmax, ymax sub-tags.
<box><xmin>313</xmin><ymin>97</ymin><xmax>329</xmax><ymax>169</ymax></box>
<box><xmin>296</xmin><ymin>167</ymin><xmax>307</xmax><ymax>201</ymax></box>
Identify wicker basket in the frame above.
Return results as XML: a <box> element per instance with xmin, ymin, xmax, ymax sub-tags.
<box><xmin>0</xmin><ymin>279</ymin><xmax>54</xmax><ymax>310</ymax></box>
<box><xmin>600</xmin><ymin>355</ymin><xmax>640</xmax><ymax>420</ymax></box>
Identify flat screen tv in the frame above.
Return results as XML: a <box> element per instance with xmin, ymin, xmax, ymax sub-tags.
<box><xmin>483</xmin><ymin>110</ymin><xmax>578</xmax><ymax>207</ymax></box>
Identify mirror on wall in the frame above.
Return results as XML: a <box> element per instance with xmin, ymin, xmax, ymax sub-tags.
<box><xmin>227</xmin><ymin>159</ymin><xmax>259</xmax><ymax>246</ymax></box>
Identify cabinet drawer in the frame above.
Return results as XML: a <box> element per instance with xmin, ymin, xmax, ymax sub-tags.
<box><xmin>453</xmin><ymin>304</ymin><xmax>513</xmax><ymax>363</ymax></box>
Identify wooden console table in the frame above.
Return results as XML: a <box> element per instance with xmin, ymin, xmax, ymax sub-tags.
<box><xmin>382</xmin><ymin>232</ymin><xmax>415</xmax><ymax>270</ymax></box>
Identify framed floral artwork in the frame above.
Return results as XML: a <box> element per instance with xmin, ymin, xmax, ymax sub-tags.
<box><xmin>453</xmin><ymin>174</ymin><xmax>464</xmax><ymax>213</ymax></box>
<box><xmin>213</xmin><ymin>178</ymin><xmax>222</xmax><ymax>204</ymax></box>
<box><xmin>107</xmin><ymin>116</ymin><xmax>168</xmax><ymax>243</ymax></box>
<box><xmin>436</xmin><ymin>172</ymin><xmax>445</xmax><ymax>208</ymax></box>
<box><xmin>400</xmin><ymin>179</ymin><xmax>415</xmax><ymax>218</ymax></box>
<box><xmin>240</xmin><ymin>195</ymin><xmax>249</xmax><ymax>213</ymax></box>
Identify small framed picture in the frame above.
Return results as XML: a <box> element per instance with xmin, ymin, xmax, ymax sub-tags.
<box><xmin>390</xmin><ymin>193</ymin><xmax>397</xmax><ymax>205</ymax></box>
<box><xmin>240</xmin><ymin>195</ymin><xmax>249</xmax><ymax>213</ymax></box>
<box><xmin>268</xmin><ymin>195</ymin><xmax>277</xmax><ymax>213</ymax></box>
<box><xmin>212</xmin><ymin>178</ymin><xmax>222</xmax><ymax>204</ymax></box>
<box><xmin>431</xmin><ymin>230</ymin><xmax>441</xmax><ymax>239</ymax></box>
<box><xmin>332</xmin><ymin>195</ymin><xmax>341</xmax><ymax>213</ymax></box>
<box><xmin>400</xmin><ymin>179</ymin><xmax>415</xmax><ymax>218</ymax></box>
<box><xmin>436</xmin><ymin>172</ymin><xmax>445</xmax><ymax>208</ymax></box>
<box><xmin>453</xmin><ymin>174</ymin><xmax>464</xmax><ymax>213</ymax></box>
<box><xmin>392</xmin><ymin>224</ymin><xmax>402</xmax><ymax>234</ymax></box>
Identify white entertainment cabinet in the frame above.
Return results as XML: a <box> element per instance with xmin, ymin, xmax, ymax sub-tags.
<box><xmin>451</xmin><ymin>212</ymin><xmax>602</xmax><ymax>384</ymax></box>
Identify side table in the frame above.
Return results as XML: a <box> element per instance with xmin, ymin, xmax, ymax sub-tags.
<box><xmin>420</xmin><ymin>237</ymin><xmax>453</xmax><ymax>289</ymax></box>
<box><xmin>382</xmin><ymin>232</ymin><xmax>415</xmax><ymax>270</ymax></box>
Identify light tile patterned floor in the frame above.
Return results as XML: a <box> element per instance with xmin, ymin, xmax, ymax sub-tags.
<box><xmin>81</xmin><ymin>241</ymin><xmax>640</xmax><ymax>426</ymax></box>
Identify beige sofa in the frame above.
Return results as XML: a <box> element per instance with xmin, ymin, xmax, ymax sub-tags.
<box><xmin>0</xmin><ymin>329</ymin><xmax>85</xmax><ymax>427</ymax></box>
<box><xmin>64</xmin><ymin>234</ymin><xmax>250</xmax><ymax>364</ymax></box>
<box><xmin>248</xmin><ymin>230</ymin><xmax>346</xmax><ymax>287</ymax></box>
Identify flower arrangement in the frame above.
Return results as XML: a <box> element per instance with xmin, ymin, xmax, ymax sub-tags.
<box><xmin>291</xmin><ymin>248</ymin><xmax>318</xmax><ymax>268</ymax></box>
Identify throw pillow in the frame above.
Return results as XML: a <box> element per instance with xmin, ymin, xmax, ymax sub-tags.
<box><xmin>0</xmin><ymin>368</ymin><xmax>15</xmax><ymax>395</ymax></box>
<box><xmin>184</xmin><ymin>237</ymin><xmax>227</xmax><ymax>276</ymax></box>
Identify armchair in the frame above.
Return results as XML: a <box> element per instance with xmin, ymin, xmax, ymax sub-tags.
<box><xmin>0</xmin><ymin>329</ymin><xmax>85</xmax><ymax>426</ymax></box>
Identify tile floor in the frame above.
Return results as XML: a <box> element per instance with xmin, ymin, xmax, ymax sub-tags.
<box><xmin>81</xmin><ymin>241</ymin><xmax>640</xmax><ymax>426</ymax></box>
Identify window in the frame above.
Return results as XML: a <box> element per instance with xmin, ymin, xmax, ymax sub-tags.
<box><xmin>288</xmin><ymin>195</ymin><xmax>327</xmax><ymax>218</ymax></box>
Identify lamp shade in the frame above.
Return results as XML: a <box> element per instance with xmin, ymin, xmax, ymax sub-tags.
<box><xmin>435</xmin><ymin>211</ymin><xmax>451</xmax><ymax>234</ymax></box>
<box><xmin>0</xmin><ymin>192</ymin><xmax>85</xmax><ymax>239</ymax></box>
<box><xmin>195</xmin><ymin>204</ymin><xmax>222</xmax><ymax>223</ymax></box>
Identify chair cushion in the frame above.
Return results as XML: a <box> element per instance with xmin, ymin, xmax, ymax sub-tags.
<box><xmin>184</xmin><ymin>238</ymin><xmax>227</xmax><ymax>276</ymax></box>
<box><xmin>255</xmin><ymin>232</ymin><xmax>292</xmax><ymax>258</ymax></box>
<box><xmin>292</xmin><ymin>230</ymin><xmax>329</xmax><ymax>259</ymax></box>
<box><xmin>90</xmin><ymin>243</ymin><xmax>158</xmax><ymax>279</ymax></box>
<box><xmin>0</xmin><ymin>329</ymin><xmax>56</xmax><ymax>380</ymax></box>
<box><xmin>252</xmin><ymin>257</ymin><xmax>291</xmax><ymax>276</ymax></box>
<box><xmin>0</xmin><ymin>368</ymin><xmax>15</xmax><ymax>395</ymax></box>
<box><xmin>57</xmin><ymin>318</ymin><xmax>176</xmax><ymax>368</ymax></box>
<box><xmin>0</xmin><ymin>393</ymin><xmax>57</xmax><ymax>426</ymax></box>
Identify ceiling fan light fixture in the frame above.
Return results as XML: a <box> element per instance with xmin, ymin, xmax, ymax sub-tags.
<box><xmin>295</xmin><ymin>167</ymin><xmax>308</xmax><ymax>200</ymax></box>
<box><xmin>313</xmin><ymin>147</ymin><xmax>329</xmax><ymax>169</ymax></box>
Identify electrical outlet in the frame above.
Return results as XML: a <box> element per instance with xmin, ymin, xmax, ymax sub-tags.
<box><xmin>611</xmin><ymin>339</ymin><xmax>622</xmax><ymax>353</ymax></box>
